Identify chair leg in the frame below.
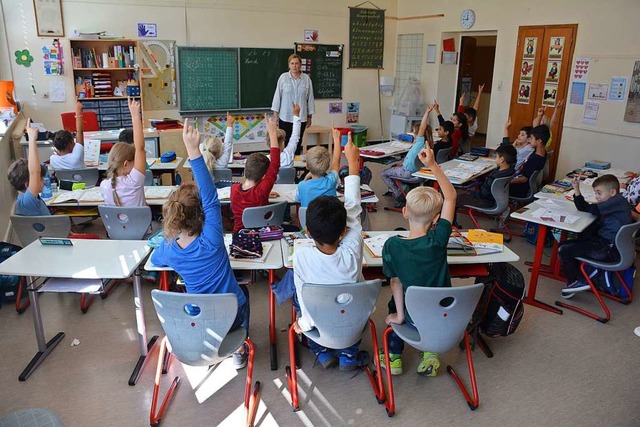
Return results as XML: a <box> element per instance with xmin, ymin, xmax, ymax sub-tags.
<box><xmin>15</xmin><ymin>276</ymin><xmax>30</xmax><ymax>314</ymax></box>
<box><xmin>285</xmin><ymin>324</ymin><xmax>300</xmax><ymax>411</ymax></box>
<box><xmin>362</xmin><ymin>319</ymin><xmax>386</xmax><ymax>404</ymax></box>
<box><xmin>467</xmin><ymin>208</ymin><xmax>482</xmax><ymax>229</ymax></box>
<box><xmin>291</xmin><ymin>305</ymin><xmax>301</xmax><ymax>369</ymax></box>
<box><xmin>554</xmin><ymin>262</ymin><xmax>611</xmax><ymax>323</ymax></box>
<box><xmin>100</xmin><ymin>279</ymin><xmax>121</xmax><ymax>299</ymax></box>
<box><xmin>244</xmin><ymin>338</ymin><xmax>261</xmax><ymax>427</ymax></box>
<box><xmin>447</xmin><ymin>331</ymin><xmax>479</xmax><ymax>410</ymax></box>
<box><xmin>382</xmin><ymin>327</ymin><xmax>396</xmax><ymax>417</ymax></box>
<box><xmin>150</xmin><ymin>336</ymin><xmax>180</xmax><ymax>427</ymax></box>
<box><xmin>80</xmin><ymin>293</ymin><xmax>94</xmax><ymax>314</ymax></box>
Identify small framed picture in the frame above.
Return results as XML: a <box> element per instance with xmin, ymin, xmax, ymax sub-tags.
<box><xmin>33</xmin><ymin>0</ymin><xmax>64</xmax><ymax>37</ymax></box>
<box><xmin>542</xmin><ymin>84</ymin><xmax>558</xmax><ymax>106</ymax></box>
<box><xmin>138</xmin><ymin>23</ymin><xmax>157</xmax><ymax>38</ymax></box>
<box><xmin>548</xmin><ymin>36</ymin><xmax>565</xmax><ymax>60</ymax></box>
<box><xmin>546</xmin><ymin>61</ymin><xmax>561</xmax><ymax>83</ymax></box>
<box><xmin>523</xmin><ymin>37</ymin><xmax>537</xmax><ymax>59</ymax></box>
<box><xmin>517</xmin><ymin>82</ymin><xmax>531</xmax><ymax>104</ymax></box>
<box><xmin>304</xmin><ymin>30</ymin><xmax>319</xmax><ymax>42</ymax></box>
<box><xmin>520</xmin><ymin>60</ymin><xmax>535</xmax><ymax>82</ymax></box>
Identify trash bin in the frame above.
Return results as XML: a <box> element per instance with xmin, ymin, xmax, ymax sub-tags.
<box><xmin>336</xmin><ymin>125</ymin><xmax>368</xmax><ymax>147</ymax></box>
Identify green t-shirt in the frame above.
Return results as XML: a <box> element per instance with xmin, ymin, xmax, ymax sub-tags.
<box><xmin>382</xmin><ymin>218</ymin><xmax>452</xmax><ymax>323</ymax></box>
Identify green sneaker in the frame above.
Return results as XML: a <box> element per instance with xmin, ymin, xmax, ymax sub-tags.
<box><xmin>378</xmin><ymin>349</ymin><xmax>403</xmax><ymax>375</ymax></box>
<box><xmin>417</xmin><ymin>352</ymin><xmax>440</xmax><ymax>377</ymax></box>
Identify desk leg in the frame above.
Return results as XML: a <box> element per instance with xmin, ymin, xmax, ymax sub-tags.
<box><xmin>523</xmin><ymin>224</ymin><xmax>563</xmax><ymax>315</ymax></box>
<box><xmin>268</xmin><ymin>269</ymin><xmax>278</xmax><ymax>371</ymax></box>
<box><xmin>129</xmin><ymin>268</ymin><xmax>159</xmax><ymax>386</ymax></box>
<box><xmin>19</xmin><ymin>283</ymin><xmax>65</xmax><ymax>381</ymax></box>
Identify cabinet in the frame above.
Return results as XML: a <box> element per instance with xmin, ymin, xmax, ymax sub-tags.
<box><xmin>390</xmin><ymin>114</ymin><xmax>422</xmax><ymax>140</ymax></box>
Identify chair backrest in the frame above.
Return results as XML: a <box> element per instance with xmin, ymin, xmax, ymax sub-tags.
<box><xmin>212</xmin><ymin>168</ymin><xmax>233</xmax><ymax>183</ymax></box>
<box><xmin>511</xmin><ymin>169</ymin><xmax>541</xmax><ymax>202</ymax></box>
<box><xmin>242</xmin><ymin>201</ymin><xmax>287</xmax><ymax>228</ymax></box>
<box><xmin>151</xmin><ymin>290</ymin><xmax>245</xmax><ymax>366</ymax></box>
<box><xmin>613</xmin><ymin>221</ymin><xmax>640</xmax><ymax>270</ymax></box>
<box><xmin>98</xmin><ymin>205</ymin><xmax>152</xmax><ymax>240</ymax></box>
<box><xmin>490</xmin><ymin>176</ymin><xmax>512</xmax><ymax>213</ymax></box>
<box><xmin>398</xmin><ymin>283</ymin><xmax>484</xmax><ymax>354</ymax></box>
<box><xmin>298</xmin><ymin>206</ymin><xmax>307</xmax><ymax>230</ymax></box>
<box><xmin>60</xmin><ymin>111</ymin><xmax>99</xmax><ymax>132</ymax></box>
<box><xmin>276</xmin><ymin>167</ymin><xmax>296</xmax><ymax>184</ymax></box>
<box><xmin>144</xmin><ymin>170</ymin><xmax>154</xmax><ymax>186</ymax></box>
<box><xmin>54</xmin><ymin>168</ymin><xmax>100</xmax><ymax>187</ymax></box>
<box><xmin>299</xmin><ymin>280</ymin><xmax>382</xmax><ymax>349</ymax></box>
<box><xmin>10</xmin><ymin>215</ymin><xmax>72</xmax><ymax>246</ymax></box>
<box><xmin>436</xmin><ymin>148</ymin><xmax>450</xmax><ymax>164</ymax></box>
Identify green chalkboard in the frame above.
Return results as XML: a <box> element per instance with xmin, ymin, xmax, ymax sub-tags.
<box><xmin>349</xmin><ymin>7</ymin><xmax>385</xmax><ymax>68</ymax></box>
<box><xmin>240</xmin><ymin>48</ymin><xmax>293</xmax><ymax>109</ymax></box>
<box><xmin>295</xmin><ymin>43</ymin><xmax>343</xmax><ymax>99</ymax></box>
<box><xmin>178</xmin><ymin>47</ymin><xmax>239</xmax><ymax>112</ymax></box>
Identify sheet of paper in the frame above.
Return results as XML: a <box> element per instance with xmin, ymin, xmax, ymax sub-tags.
<box><xmin>284</xmin><ymin>189</ymin><xmax>298</xmax><ymax>203</ymax></box>
<box><xmin>582</xmin><ymin>101</ymin><xmax>599</xmax><ymax>125</ymax></box>
<box><xmin>530</xmin><ymin>208</ymin><xmax>578</xmax><ymax>224</ymax></box>
<box><xmin>609</xmin><ymin>76</ymin><xmax>627</xmax><ymax>101</ymax></box>
<box><xmin>146</xmin><ymin>158</ymin><xmax>157</xmax><ymax>167</ymax></box>
<box><xmin>49</xmin><ymin>81</ymin><xmax>66</xmax><ymax>103</ymax></box>
<box><xmin>40</xmin><ymin>278</ymin><xmax>103</xmax><ymax>294</ymax></box>
<box><xmin>217</xmin><ymin>187</ymin><xmax>231</xmax><ymax>200</ymax></box>
<box><xmin>84</xmin><ymin>139</ymin><xmax>101</xmax><ymax>166</ymax></box>
<box><xmin>144</xmin><ymin>187</ymin><xmax>174</xmax><ymax>199</ymax></box>
<box><xmin>363</xmin><ymin>234</ymin><xmax>390</xmax><ymax>258</ymax></box>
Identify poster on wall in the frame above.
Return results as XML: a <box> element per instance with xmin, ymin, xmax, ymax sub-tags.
<box><xmin>545</xmin><ymin>61</ymin><xmax>560</xmax><ymax>83</ymax></box>
<box><xmin>572</xmin><ymin>57</ymin><xmax>590</xmax><ymax>81</ymax></box>
<box><xmin>624</xmin><ymin>61</ymin><xmax>640</xmax><ymax>122</ymax></box>
<box><xmin>548</xmin><ymin>37</ymin><xmax>564</xmax><ymax>60</ymax></box>
<box><xmin>608</xmin><ymin>76</ymin><xmax>627</xmax><ymax>101</ymax></box>
<box><xmin>520</xmin><ymin>60</ymin><xmax>534</xmax><ymax>82</ymax></box>
<box><xmin>583</xmin><ymin>101</ymin><xmax>599</xmax><ymax>125</ymax></box>
<box><xmin>542</xmin><ymin>84</ymin><xmax>558</xmax><ymax>106</ymax></box>
<box><xmin>587</xmin><ymin>84</ymin><xmax>608</xmax><ymax>100</ymax></box>
<box><xmin>329</xmin><ymin>102</ymin><xmax>342</xmax><ymax>114</ymax></box>
<box><xmin>517</xmin><ymin>82</ymin><xmax>531</xmax><ymax>104</ymax></box>
<box><xmin>523</xmin><ymin>37</ymin><xmax>537</xmax><ymax>59</ymax></box>
<box><xmin>570</xmin><ymin>81</ymin><xmax>586</xmax><ymax>105</ymax></box>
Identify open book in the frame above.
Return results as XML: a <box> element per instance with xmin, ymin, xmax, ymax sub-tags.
<box><xmin>467</xmin><ymin>229</ymin><xmax>504</xmax><ymax>254</ymax></box>
<box><xmin>49</xmin><ymin>188</ymin><xmax>104</xmax><ymax>204</ymax></box>
<box><xmin>363</xmin><ymin>233</ymin><xmax>390</xmax><ymax>258</ymax></box>
<box><xmin>144</xmin><ymin>187</ymin><xmax>174</xmax><ymax>199</ymax></box>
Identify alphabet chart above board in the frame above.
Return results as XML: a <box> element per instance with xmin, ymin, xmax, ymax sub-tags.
<box><xmin>294</xmin><ymin>43</ymin><xmax>344</xmax><ymax>99</ymax></box>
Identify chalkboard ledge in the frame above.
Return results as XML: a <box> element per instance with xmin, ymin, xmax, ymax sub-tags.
<box><xmin>180</xmin><ymin>108</ymin><xmax>273</xmax><ymax>116</ymax></box>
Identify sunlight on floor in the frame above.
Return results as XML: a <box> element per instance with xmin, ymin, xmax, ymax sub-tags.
<box><xmin>182</xmin><ymin>358</ymin><xmax>238</xmax><ymax>403</ymax></box>
<box><xmin>218</xmin><ymin>399</ymin><xmax>279</xmax><ymax>427</ymax></box>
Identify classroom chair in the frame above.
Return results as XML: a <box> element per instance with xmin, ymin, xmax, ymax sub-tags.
<box><xmin>241</xmin><ymin>201</ymin><xmax>287</xmax><ymax>228</ymax></box>
<box><xmin>60</xmin><ymin>111</ymin><xmax>99</xmax><ymax>132</ymax></box>
<box><xmin>10</xmin><ymin>215</ymin><xmax>95</xmax><ymax>313</ymax></box>
<box><xmin>0</xmin><ymin>408</ymin><xmax>65</xmax><ymax>427</ymax></box>
<box><xmin>286</xmin><ymin>279</ymin><xmax>386</xmax><ymax>411</ymax></box>
<box><xmin>144</xmin><ymin>170</ymin><xmax>154</xmax><ymax>186</ymax></box>
<box><xmin>212</xmin><ymin>168</ymin><xmax>233</xmax><ymax>184</ymax></box>
<box><xmin>509</xmin><ymin>169</ymin><xmax>541</xmax><ymax>207</ymax></box>
<box><xmin>381</xmin><ymin>283</ymin><xmax>484</xmax><ymax>416</ymax></box>
<box><xmin>149</xmin><ymin>290</ymin><xmax>260</xmax><ymax>427</ymax></box>
<box><xmin>276</xmin><ymin>167</ymin><xmax>296</xmax><ymax>184</ymax></box>
<box><xmin>54</xmin><ymin>168</ymin><xmax>100</xmax><ymax>188</ymax></box>
<box><xmin>436</xmin><ymin>147</ymin><xmax>451</xmax><ymax>164</ymax></box>
<box><xmin>458</xmin><ymin>176</ymin><xmax>513</xmax><ymax>242</ymax></box>
<box><xmin>298</xmin><ymin>206</ymin><xmax>307</xmax><ymax>230</ymax></box>
<box><xmin>555</xmin><ymin>221</ymin><xmax>640</xmax><ymax>323</ymax></box>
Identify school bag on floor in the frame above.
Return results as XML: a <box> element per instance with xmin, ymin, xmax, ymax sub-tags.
<box><xmin>476</xmin><ymin>263</ymin><xmax>526</xmax><ymax>337</ymax></box>
<box><xmin>585</xmin><ymin>265</ymin><xmax>635</xmax><ymax>299</ymax></box>
<box><xmin>0</xmin><ymin>242</ymin><xmax>25</xmax><ymax>309</ymax></box>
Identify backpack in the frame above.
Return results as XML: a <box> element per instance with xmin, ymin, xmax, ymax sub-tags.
<box><xmin>585</xmin><ymin>265</ymin><xmax>635</xmax><ymax>299</ymax></box>
<box><xmin>0</xmin><ymin>242</ymin><xmax>25</xmax><ymax>307</ymax></box>
<box><xmin>338</xmin><ymin>165</ymin><xmax>372</xmax><ymax>186</ymax></box>
<box><xmin>477</xmin><ymin>263</ymin><xmax>526</xmax><ymax>337</ymax></box>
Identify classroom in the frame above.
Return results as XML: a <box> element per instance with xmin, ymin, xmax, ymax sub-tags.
<box><xmin>0</xmin><ymin>0</ymin><xmax>639</xmax><ymax>426</ymax></box>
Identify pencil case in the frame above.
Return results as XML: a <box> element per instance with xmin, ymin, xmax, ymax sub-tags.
<box><xmin>160</xmin><ymin>151</ymin><xmax>176</xmax><ymax>163</ymax></box>
<box><xmin>257</xmin><ymin>225</ymin><xmax>284</xmax><ymax>241</ymax></box>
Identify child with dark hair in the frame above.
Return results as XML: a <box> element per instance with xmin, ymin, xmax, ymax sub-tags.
<box><xmin>457</xmin><ymin>83</ymin><xmax>484</xmax><ymax>145</ymax></box>
<box><xmin>509</xmin><ymin>125</ymin><xmax>548</xmax><ymax>198</ymax></box>
<box><xmin>119</xmin><ymin>128</ymin><xmax>134</xmax><ymax>144</ymax></box>
<box><xmin>50</xmin><ymin>101</ymin><xmax>85</xmax><ymax>170</ymax></box>
<box><xmin>433</xmin><ymin>101</ymin><xmax>468</xmax><ymax>156</ymax></box>
<box><xmin>502</xmin><ymin>116</ymin><xmax>534</xmax><ymax>170</ymax></box>
<box><xmin>560</xmin><ymin>174</ymin><xmax>632</xmax><ymax>297</ymax></box>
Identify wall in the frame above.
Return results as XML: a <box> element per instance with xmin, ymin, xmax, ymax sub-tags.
<box><xmin>1</xmin><ymin>0</ymin><xmax>397</xmax><ymax>140</ymax></box>
<box><xmin>397</xmin><ymin>0</ymin><xmax>640</xmax><ymax>177</ymax></box>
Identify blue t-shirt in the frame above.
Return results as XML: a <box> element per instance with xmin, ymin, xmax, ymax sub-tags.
<box><xmin>150</xmin><ymin>156</ymin><xmax>246</xmax><ymax>307</ymax></box>
<box><xmin>15</xmin><ymin>191</ymin><xmax>51</xmax><ymax>216</ymax></box>
<box><xmin>297</xmin><ymin>170</ymin><xmax>339</xmax><ymax>207</ymax></box>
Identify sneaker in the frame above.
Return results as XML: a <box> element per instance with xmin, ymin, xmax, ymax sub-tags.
<box><xmin>561</xmin><ymin>280</ymin><xmax>590</xmax><ymax>298</ymax></box>
<box><xmin>378</xmin><ymin>349</ymin><xmax>403</xmax><ymax>375</ymax></box>
<box><xmin>339</xmin><ymin>350</ymin><xmax>370</xmax><ymax>371</ymax></box>
<box><xmin>314</xmin><ymin>350</ymin><xmax>338</xmax><ymax>369</ymax></box>
<box><xmin>417</xmin><ymin>352</ymin><xmax>440</xmax><ymax>377</ymax></box>
<box><xmin>232</xmin><ymin>343</ymin><xmax>248</xmax><ymax>370</ymax></box>
<box><xmin>142</xmin><ymin>271</ymin><xmax>158</xmax><ymax>283</ymax></box>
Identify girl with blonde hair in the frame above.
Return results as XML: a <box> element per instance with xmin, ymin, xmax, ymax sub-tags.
<box><xmin>200</xmin><ymin>112</ymin><xmax>235</xmax><ymax>174</ymax></box>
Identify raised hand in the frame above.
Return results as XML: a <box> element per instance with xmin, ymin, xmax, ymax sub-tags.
<box><xmin>459</xmin><ymin>93</ymin><xmax>466</xmax><ymax>106</ymax></box>
<box><xmin>332</xmin><ymin>123</ymin><xmax>341</xmax><ymax>142</ymax></box>
<box><xmin>478</xmin><ymin>83</ymin><xmax>485</xmax><ymax>93</ymax></box>
<box><xmin>75</xmin><ymin>100</ymin><xmax>83</xmax><ymax>114</ymax></box>
<box><xmin>128</xmin><ymin>97</ymin><xmax>141</xmax><ymax>117</ymax></box>
<box><xmin>182</xmin><ymin>118</ymin><xmax>201</xmax><ymax>152</ymax></box>
<box><xmin>537</xmin><ymin>106</ymin><xmax>546</xmax><ymax>116</ymax></box>
<box><xmin>557</xmin><ymin>98</ymin><xmax>565</xmax><ymax>109</ymax></box>
<box><xmin>292</xmin><ymin>103</ymin><xmax>300</xmax><ymax>117</ymax></box>
<box><xmin>265</xmin><ymin>113</ymin><xmax>278</xmax><ymax>136</ymax></box>
<box><xmin>418</xmin><ymin>147</ymin><xmax>435</xmax><ymax>167</ymax></box>
<box><xmin>433</xmin><ymin>100</ymin><xmax>441</xmax><ymax>114</ymax></box>
<box><xmin>344</xmin><ymin>133</ymin><xmax>360</xmax><ymax>166</ymax></box>
<box><xmin>25</xmin><ymin>118</ymin><xmax>38</xmax><ymax>142</ymax></box>
<box><xmin>226</xmin><ymin>111</ymin><xmax>235</xmax><ymax>127</ymax></box>
<box><xmin>505</xmin><ymin>116</ymin><xmax>512</xmax><ymax>129</ymax></box>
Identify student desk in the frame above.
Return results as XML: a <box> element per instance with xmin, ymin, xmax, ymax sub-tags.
<box><xmin>0</xmin><ymin>239</ymin><xmax>153</xmax><ymax>384</ymax></box>
<box><xmin>144</xmin><ymin>236</ymin><xmax>288</xmax><ymax>371</ymax></box>
<box><xmin>510</xmin><ymin>199</ymin><xmax>596</xmax><ymax>315</ymax></box>
<box><xmin>411</xmin><ymin>158</ymin><xmax>496</xmax><ymax>186</ymax></box>
<box><xmin>358</xmin><ymin>140</ymin><xmax>414</xmax><ymax>169</ymax></box>
<box><xmin>97</xmin><ymin>158</ymin><xmax>183</xmax><ymax>185</ymax></box>
<box><xmin>183</xmin><ymin>156</ymin><xmax>307</xmax><ymax>171</ymax></box>
<box><xmin>84</xmin><ymin>129</ymin><xmax>160</xmax><ymax>155</ymax></box>
<box><xmin>44</xmin><ymin>186</ymin><xmax>177</xmax><ymax>207</ymax></box>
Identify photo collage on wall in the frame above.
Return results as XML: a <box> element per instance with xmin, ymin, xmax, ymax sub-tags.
<box><xmin>542</xmin><ymin>36</ymin><xmax>565</xmax><ymax>106</ymax></box>
<box><xmin>518</xmin><ymin>37</ymin><xmax>536</xmax><ymax>104</ymax></box>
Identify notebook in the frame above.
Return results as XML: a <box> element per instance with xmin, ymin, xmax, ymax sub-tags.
<box><xmin>467</xmin><ymin>229</ymin><xmax>504</xmax><ymax>254</ymax></box>
<box><xmin>144</xmin><ymin>187</ymin><xmax>174</xmax><ymax>199</ymax></box>
<box><xmin>363</xmin><ymin>234</ymin><xmax>390</xmax><ymax>258</ymax></box>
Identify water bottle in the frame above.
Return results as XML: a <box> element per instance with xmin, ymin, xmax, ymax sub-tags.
<box><xmin>41</xmin><ymin>167</ymin><xmax>53</xmax><ymax>199</ymax></box>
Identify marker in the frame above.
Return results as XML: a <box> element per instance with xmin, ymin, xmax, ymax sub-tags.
<box><xmin>31</xmin><ymin>84</ymin><xmax>36</xmax><ymax>94</ymax></box>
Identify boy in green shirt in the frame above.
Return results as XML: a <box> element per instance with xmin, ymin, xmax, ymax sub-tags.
<box><xmin>379</xmin><ymin>145</ymin><xmax>457</xmax><ymax>377</ymax></box>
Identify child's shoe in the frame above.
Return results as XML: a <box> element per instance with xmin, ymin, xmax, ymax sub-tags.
<box><xmin>378</xmin><ymin>349</ymin><xmax>403</xmax><ymax>375</ymax></box>
<box><xmin>232</xmin><ymin>343</ymin><xmax>248</xmax><ymax>370</ymax></box>
<box><xmin>561</xmin><ymin>280</ymin><xmax>590</xmax><ymax>299</ymax></box>
<box><xmin>417</xmin><ymin>352</ymin><xmax>440</xmax><ymax>377</ymax></box>
<box><xmin>313</xmin><ymin>350</ymin><xmax>338</xmax><ymax>369</ymax></box>
<box><xmin>142</xmin><ymin>270</ymin><xmax>158</xmax><ymax>283</ymax></box>
<box><xmin>339</xmin><ymin>350</ymin><xmax>370</xmax><ymax>371</ymax></box>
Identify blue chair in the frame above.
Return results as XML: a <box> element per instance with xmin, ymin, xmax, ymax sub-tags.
<box><xmin>149</xmin><ymin>290</ymin><xmax>260</xmax><ymax>427</ymax></box>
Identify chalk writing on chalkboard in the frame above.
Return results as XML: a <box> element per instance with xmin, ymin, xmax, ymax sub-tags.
<box><xmin>349</xmin><ymin>7</ymin><xmax>385</xmax><ymax>69</ymax></box>
<box><xmin>295</xmin><ymin>43</ymin><xmax>343</xmax><ymax>99</ymax></box>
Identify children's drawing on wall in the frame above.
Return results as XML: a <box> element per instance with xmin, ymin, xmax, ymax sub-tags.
<box><xmin>546</xmin><ymin>61</ymin><xmax>560</xmax><ymax>83</ymax></box>
<box><xmin>347</xmin><ymin>102</ymin><xmax>360</xmax><ymax>113</ymax></box>
<box><xmin>572</xmin><ymin>57</ymin><xmax>590</xmax><ymax>81</ymax></box>
<box><xmin>523</xmin><ymin>37</ymin><xmax>537</xmax><ymax>59</ymax></box>
<box><xmin>548</xmin><ymin>37</ymin><xmax>564</xmax><ymax>60</ymax></box>
<box><xmin>346</xmin><ymin>113</ymin><xmax>359</xmax><ymax>123</ymax></box>
<box><xmin>521</xmin><ymin>60</ymin><xmax>534</xmax><ymax>82</ymax></box>
<box><xmin>587</xmin><ymin>83</ymin><xmax>608</xmax><ymax>100</ymax></box>
<box><xmin>542</xmin><ymin>84</ymin><xmax>558</xmax><ymax>106</ymax></box>
<box><xmin>329</xmin><ymin>102</ymin><xmax>342</xmax><ymax>114</ymax></box>
<box><xmin>624</xmin><ymin>61</ymin><xmax>640</xmax><ymax>122</ymax></box>
<box><xmin>517</xmin><ymin>82</ymin><xmax>531</xmax><ymax>104</ymax></box>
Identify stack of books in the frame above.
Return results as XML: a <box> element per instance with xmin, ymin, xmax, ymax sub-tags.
<box><xmin>541</xmin><ymin>179</ymin><xmax>572</xmax><ymax>195</ymax></box>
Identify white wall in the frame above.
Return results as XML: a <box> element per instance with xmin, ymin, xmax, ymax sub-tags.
<box><xmin>1</xmin><ymin>0</ymin><xmax>397</xmax><ymax>140</ymax></box>
<box><xmin>397</xmin><ymin>0</ymin><xmax>640</xmax><ymax>177</ymax></box>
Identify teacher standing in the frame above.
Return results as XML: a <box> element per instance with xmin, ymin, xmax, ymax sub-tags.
<box><xmin>271</xmin><ymin>54</ymin><xmax>315</xmax><ymax>155</ymax></box>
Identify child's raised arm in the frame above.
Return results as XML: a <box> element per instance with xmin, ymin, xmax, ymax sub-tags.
<box><xmin>75</xmin><ymin>101</ymin><xmax>84</xmax><ymax>145</ymax></box>
<box><xmin>503</xmin><ymin>116</ymin><xmax>511</xmax><ymax>138</ymax></box>
<box><xmin>549</xmin><ymin>98</ymin><xmax>564</xmax><ymax>129</ymax></box>
<box><xmin>330</xmin><ymin>123</ymin><xmax>342</xmax><ymax>173</ymax></box>
<box><xmin>533</xmin><ymin>106</ymin><xmax>545</xmax><ymax>127</ymax></box>
<box><xmin>472</xmin><ymin>83</ymin><xmax>485</xmax><ymax>112</ymax></box>
<box><xmin>418</xmin><ymin>104</ymin><xmax>433</xmax><ymax>137</ymax></box>
<box><xmin>418</xmin><ymin>147</ymin><xmax>456</xmax><ymax>223</ymax></box>
<box><xmin>25</xmin><ymin>119</ymin><xmax>41</xmax><ymax>197</ymax></box>
<box><xmin>283</xmin><ymin>103</ymin><xmax>302</xmax><ymax>158</ymax></box>
<box><xmin>128</xmin><ymin>98</ymin><xmax>147</xmax><ymax>174</ymax></box>
<box><xmin>219</xmin><ymin>112</ymin><xmax>235</xmax><ymax>166</ymax></box>
<box><xmin>343</xmin><ymin>133</ymin><xmax>363</xmax><ymax>234</ymax></box>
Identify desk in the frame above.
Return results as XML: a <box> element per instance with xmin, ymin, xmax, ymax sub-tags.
<box><xmin>510</xmin><ymin>199</ymin><xmax>596</xmax><ymax>314</ymax></box>
<box><xmin>84</xmin><ymin>129</ymin><xmax>160</xmax><ymax>157</ymax></box>
<box><xmin>0</xmin><ymin>239</ymin><xmax>153</xmax><ymax>384</ymax></box>
<box><xmin>412</xmin><ymin>158</ymin><xmax>496</xmax><ymax>185</ymax></box>
<box><xmin>45</xmin><ymin>186</ymin><xmax>177</xmax><ymax>207</ymax></box>
<box><xmin>97</xmin><ymin>157</ymin><xmax>183</xmax><ymax>184</ymax></box>
<box><xmin>301</xmin><ymin>125</ymin><xmax>332</xmax><ymax>157</ymax></box>
<box><xmin>145</xmin><ymin>236</ymin><xmax>287</xmax><ymax>371</ymax></box>
<box><xmin>183</xmin><ymin>156</ymin><xmax>307</xmax><ymax>171</ymax></box>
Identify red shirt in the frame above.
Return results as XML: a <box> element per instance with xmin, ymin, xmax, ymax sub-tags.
<box><xmin>450</xmin><ymin>129</ymin><xmax>461</xmax><ymax>156</ymax></box>
<box><xmin>230</xmin><ymin>147</ymin><xmax>281</xmax><ymax>232</ymax></box>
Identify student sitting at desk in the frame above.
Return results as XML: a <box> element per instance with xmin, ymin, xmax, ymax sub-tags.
<box><xmin>271</xmin><ymin>103</ymin><xmax>301</xmax><ymax>169</ymax></box>
<box><xmin>150</xmin><ymin>119</ymin><xmax>250</xmax><ymax>369</ymax></box>
<box><xmin>457</xmin><ymin>83</ymin><xmax>484</xmax><ymax>149</ymax></box>
<box><xmin>50</xmin><ymin>101</ymin><xmax>85</xmax><ymax>170</ymax></box>
<box><xmin>560</xmin><ymin>174</ymin><xmax>633</xmax><ymax>297</ymax></box>
<box><xmin>296</xmin><ymin>124</ymin><xmax>342</xmax><ymax>207</ymax></box>
<box><xmin>502</xmin><ymin>117</ymin><xmax>534</xmax><ymax>171</ymax></box>
<box><xmin>380</xmin><ymin>145</ymin><xmax>456</xmax><ymax>377</ymax></box>
<box><xmin>201</xmin><ymin>112</ymin><xmax>235</xmax><ymax>178</ymax></box>
<box><xmin>118</xmin><ymin>127</ymin><xmax>150</xmax><ymax>172</ymax></box>
<box><xmin>434</xmin><ymin>101</ymin><xmax>469</xmax><ymax>157</ymax></box>
<box><xmin>230</xmin><ymin>114</ymin><xmax>281</xmax><ymax>231</ymax></box>
<box><xmin>99</xmin><ymin>98</ymin><xmax>147</xmax><ymax>207</ymax></box>
<box><xmin>509</xmin><ymin>125</ymin><xmax>549</xmax><ymax>198</ymax></box>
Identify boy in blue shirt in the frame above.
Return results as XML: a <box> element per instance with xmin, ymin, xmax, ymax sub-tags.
<box><xmin>380</xmin><ymin>145</ymin><xmax>457</xmax><ymax>377</ymax></box>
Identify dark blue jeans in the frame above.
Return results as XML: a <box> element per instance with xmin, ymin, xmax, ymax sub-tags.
<box><xmin>230</xmin><ymin>284</ymin><xmax>250</xmax><ymax>334</ymax></box>
<box><xmin>386</xmin><ymin>296</ymin><xmax>413</xmax><ymax>355</ymax></box>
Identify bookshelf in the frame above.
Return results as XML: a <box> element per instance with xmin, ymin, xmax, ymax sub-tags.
<box><xmin>70</xmin><ymin>39</ymin><xmax>141</xmax><ymax>129</ymax></box>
